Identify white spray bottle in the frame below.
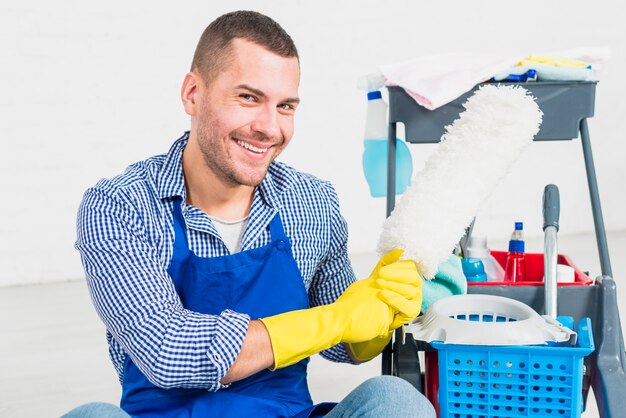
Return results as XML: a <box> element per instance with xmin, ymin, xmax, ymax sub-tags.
<box><xmin>359</xmin><ymin>72</ymin><xmax>413</xmax><ymax>197</ymax></box>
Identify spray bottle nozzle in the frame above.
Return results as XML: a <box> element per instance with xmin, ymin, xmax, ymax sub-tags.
<box><xmin>357</xmin><ymin>71</ymin><xmax>386</xmax><ymax>91</ymax></box>
<box><xmin>367</xmin><ymin>91</ymin><xmax>382</xmax><ymax>100</ymax></box>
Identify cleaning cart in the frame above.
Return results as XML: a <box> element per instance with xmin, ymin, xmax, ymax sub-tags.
<box><xmin>381</xmin><ymin>81</ymin><xmax>626</xmax><ymax>417</ymax></box>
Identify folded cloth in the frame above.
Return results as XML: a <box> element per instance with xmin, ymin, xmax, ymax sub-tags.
<box><xmin>378</xmin><ymin>47</ymin><xmax>610</xmax><ymax>110</ymax></box>
<box><xmin>494</xmin><ymin>63</ymin><xmax>592</xmax><ymax>82</ymax></box>
<box><xmin>494</xmin><ymin>51</ymin><xmax>601</xmax><ymax>82</ymax></box>
<box><xmin>546</xmin><ymin>46</ymin><xmax>611</xmax><ymax>75</ymax></box>
<box><xmin>421</xmin><ymin>254</ymin><xmax>467</xmax><ymax>311</ymax></box>
<box><xmin>521</xmin><ymin>53</ymin><xmax>591</xmax><ymax>69</ymax></box>
<box><xmin>379</xmin><ymin>52</ymin><xmax>519</xmax><ymax>110</ymax></box>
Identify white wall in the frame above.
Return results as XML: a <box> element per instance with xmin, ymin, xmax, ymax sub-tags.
<box><xmin>1</xmin><ymin>0</ymin><xmax>624</xmax><ymax>286</ymax></box>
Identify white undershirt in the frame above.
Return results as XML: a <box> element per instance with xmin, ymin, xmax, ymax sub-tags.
<box><xmin>208</xmin><ymin>215</ymin><xmax>249</xmax><ymax>254</ymax></box>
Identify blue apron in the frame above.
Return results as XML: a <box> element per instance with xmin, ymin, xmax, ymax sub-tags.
<box><xmin>119</xmin><ymin>198</ymin><xmax>336</xmax><ymax>417</ymax></box>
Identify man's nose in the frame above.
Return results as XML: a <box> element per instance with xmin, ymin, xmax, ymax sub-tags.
<box><xmin>250</xmin><ymin>105</ymin><xmax>280</xmax><ymax>139</ymax></box>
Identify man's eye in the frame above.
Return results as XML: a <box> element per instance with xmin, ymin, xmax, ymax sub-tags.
<box><xmin>279</xmin><ymin>103</ymin><xmax>294</xmax><ymax>111</ymax></box>
<box><xmin>240</xmin><ymin>94</ymin><xmax>256</xmax><ymax>102</ymax></box>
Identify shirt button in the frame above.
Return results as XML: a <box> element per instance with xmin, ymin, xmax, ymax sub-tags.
<box><xmin>213</xmin><ymin>354</ymin><xmax>220</xmax><ymax>361</ymax></box>
<box><xmin>276</xmin><ymin>240</ymin><xmax>286</xmax><ymax>250</ymax></box>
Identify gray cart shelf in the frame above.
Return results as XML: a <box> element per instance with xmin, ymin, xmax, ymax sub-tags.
<box><xmin>382</xmin><ymin>81</ymin><xmax>626</xmax><ymax>417</ymax></box>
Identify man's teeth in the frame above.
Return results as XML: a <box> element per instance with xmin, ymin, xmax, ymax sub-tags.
<box><xmin>237</xmin><ymin>140</ymin><xmax>268</xmax><ymax>153</ymax></box>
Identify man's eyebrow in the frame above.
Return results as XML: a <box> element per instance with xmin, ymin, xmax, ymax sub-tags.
<box><xmin>235</xmin><ymin>84</ymin><xmax>300</xmax><ymax>104</ymax></box>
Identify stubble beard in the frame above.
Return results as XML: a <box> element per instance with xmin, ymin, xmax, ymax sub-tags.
<box><xmin>196</xmin><ymin>119</ymin><xmax>279</xmax><ymax>188</ymax></box>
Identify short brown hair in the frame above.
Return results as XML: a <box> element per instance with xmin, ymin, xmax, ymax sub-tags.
<box><xmin>191</xmin><ymin>11</ymin><xmax>299</xmax><ymax>83</ymax></box>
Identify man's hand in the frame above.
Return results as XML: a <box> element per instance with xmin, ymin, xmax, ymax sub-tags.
<box><xmin>375</xmin><ymin>259</ymin><xmax>423</xmax><ymax>329</ymax></box>
<box><xmin>332</xmin><ymin>277</ymin><xmax>394</xmax><ymax>343</ymax></box>
<box><xmin>368</xmin><ymin>249</ymin><xmax>423</xmax><ymax>329</ymax></box>
<box><xmin>260</xmin><ymin>275</ymin><xmax>394</xmax><ymax>369</ymax></box>
<box><xmin>347</xmin><ymin>250</ymin><xmax>423</xmax><ymax>362</ymax></box>
<box><xmin>368</xmin><ymin>248</ymin><xmax>405</xmax><ymax>279</ymax></box>
<box><xmin>260</xmin><ymin>250</ymin><xmax>425</xmax><ymax>368</ymax></box>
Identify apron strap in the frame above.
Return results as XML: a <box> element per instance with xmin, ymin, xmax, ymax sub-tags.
<box><xmin>171</xmin><ymin>198</ymin><xmax>287</xmax><ymax>257</ymax></box>
<box><xmin>268</xmin><ymin>212</ymin><xmax>288</xmax><ymax>243</ymax></box>
<box><xmin>170</xmin><ymin>197</ymin><xmax>190</xmax><ymax>263</ymax></box>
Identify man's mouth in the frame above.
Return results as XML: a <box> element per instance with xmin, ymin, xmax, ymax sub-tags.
<box><xmin>236</xmin><ymin>139</ymin><xmax>269</xmax><ymax>154</ymax></box>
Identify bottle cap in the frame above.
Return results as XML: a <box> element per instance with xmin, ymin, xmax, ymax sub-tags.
<box><xmin>507</xmin><ymin>73</ymin><xmax>524</xmax><ymax>82</ymax></box>
<box><xmin>367</xmin><ymin>91</ymin><xmax>382</xmax><ymax>100</ymax></box>
<box><xmin>466</xmin><ymin>235</ymin><xmax>490</xmax><ymax>258</ymax></box>
<box><xmin>556</xmin><ymin>264</ymin><xmax>575</xmax><ymax>283</ymax></box>
<box><xmin>515</xmin><ymin>222</ymin><xmax>523</xmax><ymax>230</ymax></box>
<box><xmin>461</xmin><ymin>258</ymin><xmax>487</xmax><ymax>282</ymax></box>
<box><xmin>508</xmin><ymin>239</ymin><xmax>525</xmax><ymax>252</ymax></box>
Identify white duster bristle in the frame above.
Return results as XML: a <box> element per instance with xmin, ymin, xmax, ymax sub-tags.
<box><xmin>377</xmin><ymin>85</ymin><xmax>543</xmax><ymax>278</ymax></box>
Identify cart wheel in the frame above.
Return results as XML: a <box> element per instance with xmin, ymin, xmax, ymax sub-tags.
<box><xmin>392</xmin><ymin>330</ymin><xmax>423</xmax><ymax>392</ymax></box>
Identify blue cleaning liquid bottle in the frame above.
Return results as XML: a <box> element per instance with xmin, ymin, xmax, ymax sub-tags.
<box><xmin>466</xmin><ymin>236</ymin><xmax>505</xmax><ymax>282</ymax></box>
<box><xmin>461</xmin><ymin>257</ymin><xmax>488</xmax><ymax>282</ymax></box>
<box><xmin>362</xmin><ymin>91</ymin><xmax>413</xmax><ymax>197</ymax></box>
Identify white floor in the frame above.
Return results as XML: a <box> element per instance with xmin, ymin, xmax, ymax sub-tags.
<box><xmin>1</xmin><ymin>231</ymin><xmax>625</xmax><ymax>417</ymax></box>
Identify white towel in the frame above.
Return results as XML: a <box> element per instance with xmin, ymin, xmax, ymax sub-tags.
<box><xmin>378</xmin><ymin>47</ymin><xmax>610</xmax><ymax>111</ymax></box>
<box><xmin>379</xmin><ymin>52</ymin><xmax>519</xmax><ymax>110</ymax></box>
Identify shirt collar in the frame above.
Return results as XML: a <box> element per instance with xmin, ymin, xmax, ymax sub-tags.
<box><xmin>257</xmin><ymin>169</ymin><xmax>280</xmax><ymax>209</ymax></box>
<box><xmin>156</xmin><ymin>132</ymin><xmax>188</xmax><ymax>201</ymax></box>
<box><xmin>155</xmin><ymin>132</ymin><xmax>292</xmax><ymax>210</ymax></box>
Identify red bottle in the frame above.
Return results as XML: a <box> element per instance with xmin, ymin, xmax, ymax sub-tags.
<box><xmin>504</xmin><ymin>222</ymin><xmax>526</xmax><ymax>282</ymax></box>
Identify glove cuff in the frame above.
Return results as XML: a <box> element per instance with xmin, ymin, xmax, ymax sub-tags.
<box><xmin>347</xmin><ymin>332</ymin><xmax>393</xmax><ymax>362</ymax></box>
<box><xmin>260</xmin><ymin>305</ymin><xmax>342</xmax><ymax>370</ymax></box>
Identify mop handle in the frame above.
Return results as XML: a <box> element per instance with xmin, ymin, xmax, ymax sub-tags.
<box><xmin>543</xmin><ymin>184</ymin><xmax>560</xmax><ymax>318</ymax></box>
<box><xmin>543</xmin><ymin>184</ymin><xmax>560</xmax><ymax>232</ymax></box>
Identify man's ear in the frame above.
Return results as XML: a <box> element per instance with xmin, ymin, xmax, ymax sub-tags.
<box><xmin>181</xmin><ymin>72</ymin><xmax>200</xmax><ymax>116</ymax></box>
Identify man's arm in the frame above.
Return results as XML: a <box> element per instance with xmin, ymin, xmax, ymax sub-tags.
<box><xmin>220</xmin><ymin>320</ymin><xmax>273</xmax><ymax>384</ymax></box>
<box><xmin>76</xmin><ymin>186</ymin><xmax>250</xmax><ymax>391</ymax></box>
<box><xmin>307</xmin><ymin>184</ymin><xmax>357</xmax><ymax>363</ymax></box>
<box><xmin>307</xmin><ymin>185</ymin><xmax>423</xmax><ymax>365</ymax></box>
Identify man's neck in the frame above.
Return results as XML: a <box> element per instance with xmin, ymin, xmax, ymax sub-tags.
<box><xmin>182</xmin><ymin>138</ymin><xmax>255</xmax><ymax>221</ymax></box>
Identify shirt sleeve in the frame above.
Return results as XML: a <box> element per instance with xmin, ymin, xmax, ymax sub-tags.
<box><xmin>75</xmin><ymin>186</ymin><xmax>249</xmax><ymax>391</ymax></box>
<box><xmin>307</xmin><ymin>184</ymin><xmax>357</xmax><ymax>364</ymax></box>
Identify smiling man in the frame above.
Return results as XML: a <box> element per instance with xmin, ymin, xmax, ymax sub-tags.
<box><xmin>73</xmin><ymin>10</ymin><xmax>434</xmax><ymax>418</ymax></box>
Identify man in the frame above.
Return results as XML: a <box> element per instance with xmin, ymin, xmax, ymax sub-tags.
<box><xmin>73</xmin><ymin>10</ymin><xmax>434</xmax><ymax>418</ymax></box>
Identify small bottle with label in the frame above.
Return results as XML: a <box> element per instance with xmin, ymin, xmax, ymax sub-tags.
<box><xmin>504</xmin><ymin>222</ymin><xmax>526</xmax><ymax>282</ymax></box>
<box><xmin>466</xmin><ymin>236</ymin><xmax>505</xmax><ymax>282</ymax></box>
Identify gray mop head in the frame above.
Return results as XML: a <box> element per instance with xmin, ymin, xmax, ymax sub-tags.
<box><xmin>378</xmin><ymin>85</ymin><xmax>543</xmax><ymax>278</ymax></box>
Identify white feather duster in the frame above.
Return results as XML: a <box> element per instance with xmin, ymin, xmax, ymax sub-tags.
<box><xmin>377</xmin><ymin>85</ymin><xmax>543</xmax><ymax>278</ymax></box>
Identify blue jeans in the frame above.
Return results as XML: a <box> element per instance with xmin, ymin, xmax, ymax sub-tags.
<box><xmin>60</xmin><ymin>402</ymin><xmax>131</xmax><ymax>418</ymax></box>
<box><xmin>61</xmin><ymin>376</ymin><xmax>435</xmax><ymax>417</ymax></box>
<box><xmin>326</xmin><ymin>376</ymin><xmax>435</xmax><ymax>418</ymax></box>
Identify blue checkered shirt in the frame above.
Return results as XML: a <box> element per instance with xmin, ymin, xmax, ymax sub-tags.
<box><xmin>75</xmin><ymin>133</ymin><xmax>357</xmax><ymax>391</ymax></box>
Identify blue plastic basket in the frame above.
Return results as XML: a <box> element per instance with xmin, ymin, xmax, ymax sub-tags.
<box><xmin>431</xmin><ymin>317</ymin><xmax>594</xmax><ymax>418</ymax></box>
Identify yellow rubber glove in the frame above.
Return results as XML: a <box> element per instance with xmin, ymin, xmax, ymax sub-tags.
<box><xmin>376</xmin><ymin>260</ymin><xmax>423</xmax><ymax>329</ymax></box>
<box><xmin>347</xmin><ymin>333</ymin><xmax>393</xmax><ymax>363</ymax></box>
<box><xmin>348</xmin><ymin>250</ymin><xmax>423</xmax><ymax>362</ymax></box>
<box><xmin>260</xmin><ymin>277</ymin><xmax>394</xmax><ymax>369</ymax></box>
<box><xmin>370</xmin><ymin>248</ymin><xmax>405</xmax><ymax>277</ymax></box>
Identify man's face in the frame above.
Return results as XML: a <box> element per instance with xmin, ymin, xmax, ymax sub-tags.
<box><xmin>193</xmin><ymin>38</ymin><xmax>300</xmax><ymax>187</ymax></box>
